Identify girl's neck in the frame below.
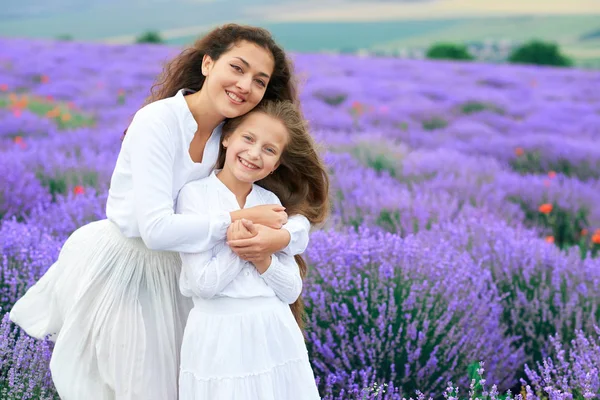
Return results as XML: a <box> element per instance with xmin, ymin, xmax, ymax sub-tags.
<box><xmin>184</xmin><ymin>89</ymin><xmax>224</xmax><ymax>138</ymax></box>
<box><xmin>216</xmin><ymin>168</ymin><xmax>253</xmax><ymax>209</ymax></box>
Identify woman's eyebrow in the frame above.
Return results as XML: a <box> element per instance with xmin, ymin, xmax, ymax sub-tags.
<box><xmin>234</xmin><ymin>57</ymin><xmax>271</xmax><ymax>79</ymax></box>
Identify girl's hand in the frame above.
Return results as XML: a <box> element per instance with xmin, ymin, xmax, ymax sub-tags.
<box><xmin>227</xmin><ymin>219</ymin><xmax>257</xmax><ymax>242</ymax></box>
<box><xmin>230</xmin><ymin>205</ymin><xmax>288</xmax><ymax>229</ymax></box>
<box><xmin>228</xmin><ymin>221</ymin><xmax>291</xmax><ymax>262</ymax></box>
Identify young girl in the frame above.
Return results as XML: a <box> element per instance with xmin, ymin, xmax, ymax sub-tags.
<box><xmin>176</xmin><ymin>100</ymin><xmax>329</xmax><ymax>399</ymax></box>
<box><xmin>10</xmin><ymin>24</ymin><xmax>311</xmax><ymax>400</ymax></box>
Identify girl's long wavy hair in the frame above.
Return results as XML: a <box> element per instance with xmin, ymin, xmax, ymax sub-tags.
<box><xmin>216</xmin><ymin>101</ymin><xmax>330</xmax><ymax>332</ymax></box>
<box><xmin>123</xmin><ymin>23</ymin><xmax>300</xmax><ymax>136</ymax></box>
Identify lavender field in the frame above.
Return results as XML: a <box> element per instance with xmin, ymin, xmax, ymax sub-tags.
<box><xmin>1</xmin><ymin>37</ymin><xmax>600</xmax><ymax>399</ymax></box>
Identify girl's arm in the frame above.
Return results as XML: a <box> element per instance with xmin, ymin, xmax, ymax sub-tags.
<box><xmin>179</xmin><ymin>242</ymin><xmax>243</xmax><ymax>299</ymax></box>
<box><xmin>254</xmin><ymin>252</ymin><xmax>302</xmax><ymax>305</ymax></box>
<box><xmin>126</xmin><ymin>108</ymin><xmax>231</xmax><ymax>253</ymax></box>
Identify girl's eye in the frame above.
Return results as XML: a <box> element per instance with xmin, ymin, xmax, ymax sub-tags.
<box><xmin>266</xmin><ymin>148</ymin><xmax>276</xmax><ymax>154</ymax></box>
<box><xmin>243</xmin><ymin>135</ymin><xmax>252</xmax><ymax>141</ymax></box>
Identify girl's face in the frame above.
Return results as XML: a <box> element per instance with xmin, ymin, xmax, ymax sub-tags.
<box><xmin>222</xmin><ymin>112</ymin><xmax>288</xmax><ymax>184</ymax></box>
<box><xmin>202</xmin><ymin>41</ymin><xmax>275</xmax><ymax>119</ymax></box>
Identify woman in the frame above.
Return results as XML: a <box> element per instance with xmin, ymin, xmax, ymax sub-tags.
<box><xmin>10</xmin><ymin>23</ymin><xmax>310</xmax><ymax>400</ymax></box>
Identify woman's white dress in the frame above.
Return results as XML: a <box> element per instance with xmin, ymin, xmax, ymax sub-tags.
<box><xmin>177</xmin><ymin>171</ymin><xmax>321</xmax><ymax>400</ymax></box>
<box><xmin>9</xmin><ymin>89</ymin><xmax>311</xmax><ymax>400</ymax></box>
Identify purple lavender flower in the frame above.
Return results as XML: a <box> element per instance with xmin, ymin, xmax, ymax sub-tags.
<box><xmin>523</xmin><ymin>327</ymin><xmax>600</xmax><ymax>400</ymax></box>
<box><xmin>304</xmin><ymin>228</ymin><xmax>522</xmax><ymax>397</ymax></box>
<box><xmin>0</xmin><ymin>312</ymin><xmax>58</xmax><ymax>399</ymax></box>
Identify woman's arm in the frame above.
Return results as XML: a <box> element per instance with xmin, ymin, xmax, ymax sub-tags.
<box><xmin>179</xmin><ymin>242</ymin><xmax>243</xmax><ymax>299</ymax></box>
<box><xmin>254</xmin><ymin>253</ymin><xmax>302</xmax><ymax>304</ymax></box>
<box><xmin>228</xmin><ymin>207</ymin><xmax>311</xmax><ymax>258</ymax></box>
<box><xmin>126</xmin><ymin>108</ymin><xmax>231</xmax><ymax>253</ymax></box>
<box><xmin>281</xmin><ymin>214</ymin><xmax>311</xmax><ymax>255</ymax></box>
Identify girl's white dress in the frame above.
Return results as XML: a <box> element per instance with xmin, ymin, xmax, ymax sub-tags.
<box><xmin>9</xmin><ymin>89</ymin><xmax>311</xmax><ymax>400</ymax></box>
<box><xmin>176</xmin><ymin>171</ymin><xmax>321</xmax><ymax>400</ymax></box>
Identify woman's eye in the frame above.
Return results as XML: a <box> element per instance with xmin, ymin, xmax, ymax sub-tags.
<box><xmin>255</xmin><ymin>79</ymin><xmax>266</xmax><ymax>87</ymax></box>
<box><xmin>231</xmin><ymin>64</ymin><xmax>242</xmax><ymax>72</ymax></box>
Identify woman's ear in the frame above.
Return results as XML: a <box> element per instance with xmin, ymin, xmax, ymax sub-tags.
<box><xmin>222</xmin><ymin>137</ymin><xmax>229</xmax><ymax>148</ymax></box>
<box><xmin>202</xmin><ymin>54</ymin><xmax>214</xmax><ymax>77</ymax></box>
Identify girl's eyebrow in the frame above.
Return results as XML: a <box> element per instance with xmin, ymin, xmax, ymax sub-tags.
<box><xmin>246</xmin><ymin>130</ymin><xmax>281</xmax><ymax>151</ymax></box>
<box><xmin>234</xmin><ymin>57</ymin><xmax>271</xmax><ymax>79</ymax></box>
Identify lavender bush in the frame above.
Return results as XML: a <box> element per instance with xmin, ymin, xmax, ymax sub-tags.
<box><xmin>0</xmin><ymin>221</ymin><xmax>61</xmax><ymax>311</ymax></box>
<box><xmin>304</xmin><ymin>228</ymin><xmax>522</xmax><ymax>397</ymax></box>
<box><xmin>0</xmin><ymin>312</ymin><xmax>58</xmax><ymax>400</ymax></box>
<box><xmin>424</xmin><ymin>215</ymin><xmax>600</xmax><ymax>368</ymax></box>
<box><xmin>523</xmin><ymin>327</ymin><xmax>600</xmax><ymax>400</ymax></box>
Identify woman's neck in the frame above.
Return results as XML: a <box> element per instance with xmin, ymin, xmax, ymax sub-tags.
<box><xmin>216</xmin><ymin>168</ymin><xmax>253</xmax><ymax>209</ymax></box>
<box><xmin>184</xmin><ymin>90</ymin><xmax>224</xmax><ymax>137</ymax></box>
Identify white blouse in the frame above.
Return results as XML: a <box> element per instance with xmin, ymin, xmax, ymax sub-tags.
<box><xmin>105</xmin><ymin>89</ymin><xmax>310</xmax><ymax>255</ymax></box>
<box><xmin>176</xmin><ymin>171</ymin><xmax>303</xmax><ymax>304</ymax></box>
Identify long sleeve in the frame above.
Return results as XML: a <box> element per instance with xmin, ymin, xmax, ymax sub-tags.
<box><xmin>179</xmin><ymin>242</ymin><xmax>244</xmax><ymax>299</ymax></box>
<box><xmin>259</xmin><ymin>252</ymin><xmax>303</xmax><ymax>304</ymax></box>
<box><xmin>281</xmin><ymin>214</ymin><xmax>311</xmax><ymax>255</ymax></box>
<box><xmin>126</xmin><ymin>109</ymin><xmax>230</xmax><ymax>253</ymax></box>
<box><xmin>263</xmin><ymin>190</ymin><xmax>311</xmax><ymax>256</ymax></box>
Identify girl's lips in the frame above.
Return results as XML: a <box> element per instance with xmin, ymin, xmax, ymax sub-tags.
<box><xmin>238</xmin><ymin>156</ymin><xmax>259</xmax><ymax>170</ymax></box>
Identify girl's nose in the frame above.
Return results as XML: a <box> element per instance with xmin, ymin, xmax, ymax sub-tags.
<box><xmin>246</xmin><ymin>146</ymin><xmax>260</xmax><ymax>159</ymax></box>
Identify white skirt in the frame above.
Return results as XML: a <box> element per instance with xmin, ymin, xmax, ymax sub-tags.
<box><xmin>9</xmin><ymin>219</ymin><xmax>193</xmax><ymax>400</ymax></box>
<box><xmin>179</xmin><ymin>296</ymin><xmax>321</xmax><ymax>400</ymax></box>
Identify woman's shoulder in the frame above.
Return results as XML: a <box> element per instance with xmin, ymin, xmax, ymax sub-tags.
<box><xmin>132</xmin><ymin>93</ymin><xmax>183</xmax><ymax>128</ymax></box>
<box><xmin>137</xmin><ymin>97</ymin><xmax>177</xmax><ymax>117</ymax></box>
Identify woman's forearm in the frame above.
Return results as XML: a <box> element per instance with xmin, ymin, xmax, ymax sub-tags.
<box><xmin>230</xmin><ymin>209</ymin><xmax>246</xmax><ymax>222</ymax></box>
<box><xmin>273</xmin><ymin>228</ymin><xmax>291</xmax><ymax>253</ymax></box>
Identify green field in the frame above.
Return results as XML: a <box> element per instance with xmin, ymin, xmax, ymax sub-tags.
<box><xmin>165</xmin><ymin>15</ymin><xmax>600</xmax><ymax>65</ymax></box>
<box><xmin>166</xmin><ymin>19</ymin><xmax>464</xmax><ymax>52</ymax></box>
<box><xmin>373</xmin><ymin>15</ymin><xmax>600</xmax><ymax>63</ymax></box>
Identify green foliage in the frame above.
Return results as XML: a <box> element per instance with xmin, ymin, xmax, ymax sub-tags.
<box><xmin>422</xmin><ymin>116</ymin><xmax>448</xmax><ymax>131</ymax></box>
<box><xmin>316</xmin><ymin>93</ymin><xmax>347</xmax><ymax>106</ymax></box>
<box><xmin>135</xmin><ymin>31</ymin><xmax>164</xmax><ymax>44</ymax></box>
<box><xmin>426</xmin><ymin>42</ymin><xmax>474</xmax><ymax>61</ymax></box>
<box><xmin>508</xmin><ymin>40</ymin><xmax>572</xmax><ymax>67</ymax></box>
<box><xmin>460</xmin><ymin>101</ymin><xmax>505</xmax><ymax>115</ymax></box>
<box><xmin>509</xmin><ymin>197</ymin><xmax>589</xmax><ymax>254</ymax></box>
<box><xmin>56</xmin><ymin>34</ymin><xmax>73</xmax><ymax>41</ymax></box>
<box><xmin>350</xmin><ymin>147</ymin><xmax>397</xmax><ymax>177</ymax></box>
<box><xmin>510</xmin><ymin>150</ymin><xmax>599</xmax><ymax>181</ymax></box>
<box><xmin>36</xmin><ymin>170</ymin><xmax>99</xmax><ymax>201</ymax></box>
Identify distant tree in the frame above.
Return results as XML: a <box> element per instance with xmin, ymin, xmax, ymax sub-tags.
<box><xmin>426</xmin><ymin>42</ymin><xmax>474</xmax><ymax>61</ymax></box>
<box><xmin>508</xmin><ymin>40</ymin><xmax>572</xmax><ymax>67</ymax></box>
<box><xmin>56</xmin><ymin>34</ymin><xmax>73</xmax><ymax>41</ymax></box>
<box><xmin>135</xmin><ymin>31</ymin><xmax>164</xmax><ymax>44</ymax></box>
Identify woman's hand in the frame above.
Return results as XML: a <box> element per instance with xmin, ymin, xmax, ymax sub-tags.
<box><xmin>230</xmin><ymin>205</ymin><xmax>287</xmax><ymax>229</ymax></box>
<box><xmin>228</xmin><ymin>220</ymin><xmax>291</xmax><ymax>262</ymax></box>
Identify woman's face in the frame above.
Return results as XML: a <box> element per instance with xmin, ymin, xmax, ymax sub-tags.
<box><xmin>202</xmin><ymin>40</ymin><xmax>275</xmax><ymax>119</ymax></box>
